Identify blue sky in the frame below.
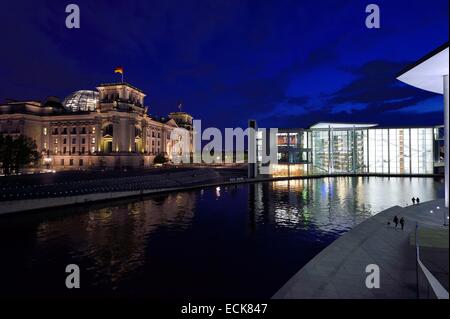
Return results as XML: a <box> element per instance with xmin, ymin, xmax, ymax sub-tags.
<box><xmin>0</xmin><ymin>0</ymin><xmax>448</xmax><ymax>129</ymax></box>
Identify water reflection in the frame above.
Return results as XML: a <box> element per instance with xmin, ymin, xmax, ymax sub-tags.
<box><xmin>0</xmin><ymin>177</ymin><xmax>444</xmax><ymax>298</ymax></box>
<box><xmin>257</xmin><ymin>177</ymin><xmax>442</xmax><ymax>234</ymax></box>
<box><xmin>34</xmin><ymin>192</ymin><xmax>196</xmax><ymax>288</ymax></box>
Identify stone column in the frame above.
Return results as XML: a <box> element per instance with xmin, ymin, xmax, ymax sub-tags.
<box><xmin>164</xmin><ymin>129</ymin><xmax>170</xmax><ymax>155</ymax></box>
<box><xmin>129</xmin><ymin>121</ymin><xmax>134</xmax><ymax>152</ymax></box>
<box><xmin>95</xmin><ymin>122</ymin><xmax>101</xmax><ymax>152</ymax></box>
<box><xmin>113</xmin><ymin>118</ymin><xmax>122</xmax><ymax>152</ymax></box>
<box><xmin>142</xmin><ymin>124</ymin><xmax>147</xmax><ymax>153</ymax></box>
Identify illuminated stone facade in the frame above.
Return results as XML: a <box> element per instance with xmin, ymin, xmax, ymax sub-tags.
<box><xmin>0</xmin><ymin>82</ymin><xmax>193</xmax><ymax>170</ymax></box>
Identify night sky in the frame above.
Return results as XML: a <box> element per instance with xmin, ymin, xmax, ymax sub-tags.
<box><xmin>1</xmin><ymin>0</ymin><xmax>448</xmax><ymax>130</ymax></box>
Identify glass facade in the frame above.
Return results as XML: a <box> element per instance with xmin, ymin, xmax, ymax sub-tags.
<box><xmin>269</xmin><ymin>124</ymin><xmax>436</xmax><ymax>177</ymax></box>
<box><xmin>311</xmin><ymin>128</ymin><xmax>369</xmax><ymax>174</ymax></box>
<box><xmin>367</xmin><ymin>128</ymin><xmax>434</xmax><ymax>174</ymax></box>
<box><xmin>311</xmin><ymin>130</ymin><xmax>329</xmax><ymax>173</ymax></box>
<box><xmin>62</xmin><ymin>90</ymin><xmax>99</xmax><ymax>112</ymax></box>
<box><xmin>272</xmin><ymin>129</ymin><xmax>310</xmax><ymax>177</ymax></box>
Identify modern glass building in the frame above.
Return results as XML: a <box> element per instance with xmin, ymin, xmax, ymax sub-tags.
<box><xmin>269</xmin><ymin>123</ymin><xmax>441</xmax><ymax>177</ymax></box>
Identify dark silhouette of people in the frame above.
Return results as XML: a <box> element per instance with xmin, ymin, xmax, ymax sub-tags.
<box><xmin>393</xmin><ymin>216</ymin><xmax>399</xmax><ymax>229</ymax></box>
<box><xmin>400</xmin><ymin>217</ymin><xmax>405</xmax><ymax>230</ymax></box>
<box><xmin>416</xmin><ymin>197</ymin><xmax>420</xmax><ymax>205</ymax></box>
<box><xmin>412</xmin><ymin>197</ymin><xmax>416</xmax><ymax>205</ymax></box>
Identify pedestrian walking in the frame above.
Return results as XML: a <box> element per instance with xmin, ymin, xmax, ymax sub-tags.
<box><xmin>393</xmin><ymin>215</ymin><xmax>399</xmax><ymax>229</ymax></box>
<box><xmin>400</xmin><ymin>217</ymin><xmax>405</xmax><ymax>230</ymax></box>
<box><xmin>412</xmin><ymin>197</ymin><xmax>416</xmax><ymax>205</ymax></box>
<box><xmin>416</xmin><ymin>197</ymin><xmax>420</xmax><ymax>205</ymax></box>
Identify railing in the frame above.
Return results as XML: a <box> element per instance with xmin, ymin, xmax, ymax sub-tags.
<box><xmin>415</xmin><ymin>223</ymin><xmax>449</xmax><ymax>299</ymax></box>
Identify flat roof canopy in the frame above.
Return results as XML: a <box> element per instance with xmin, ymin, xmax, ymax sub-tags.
<box><xmin>309</xmin><ymin>122</ymin><xmax>378</xmax><ymax>129</ymax></box>
<box><xmin>397</xmin><ymin>43</ymin><xmax>449</xmax><ymax>94</ymax></box>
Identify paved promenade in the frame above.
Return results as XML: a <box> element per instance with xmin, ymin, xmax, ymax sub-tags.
<box><xmin>273</xmin><ymin>199</ymin><xmax>449</xmax><ymax>299</ymax></box>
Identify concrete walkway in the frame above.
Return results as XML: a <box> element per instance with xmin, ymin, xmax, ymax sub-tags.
<box><xmin>273</xmin><ymin>199</ymin><xmax>449</xmax><ymax>299</ymax></box>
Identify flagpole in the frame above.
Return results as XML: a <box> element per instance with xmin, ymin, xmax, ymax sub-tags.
<box><xmin>114</xmin><ymin>67</ymin><xmax>124</xmax><ymax>83</ymax></box>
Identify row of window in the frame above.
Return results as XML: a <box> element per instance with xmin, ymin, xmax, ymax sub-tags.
<box><xmin>60</xmin><ymin>158</ymin><xmax>84</xmax><ymax>166</ymax></box>
<box><xmin>102</xmin><ymin>93</ymin><xmax>141</xmax><ymax>104</ymax></box>
<box><xmin>0</xmin><ymin>128</ymin><xmax>21</xmax><ymax>134</ymax></box>
<box><xmin>46</xmin><ymin>126</ymin><xmax>166</xmax><ymax>138</ymax></box>
<box><xmin>48</xmin><ymin>127</ymin><xmax>94</xmax><ymax>135</ymax></box>
<box><xmin>147</xmin><ymin>140</ymin><xmax>161</xmax><ymax>146</ymax></box>
<box><xmin>52</xmin><ymin>137</ymin><xmax>96</xmax><ymax>145</ymax></box>
<box><xmin>52</xmin><ymin>146</ymin><xmax>96</xmax><ymax>155</ymax></box>
<box><xmin>52</xmin><ymin>147</ymin><xmax>160</xmax><ymax>156</ymax></box>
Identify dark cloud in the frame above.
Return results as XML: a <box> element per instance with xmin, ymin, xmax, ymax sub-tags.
<box><xmin>1</xmin><ymin>0</ymin><xmax>448</xmax><ymax>130</ymax></box>
<box><xmin>303</xmin><ymin>44</ymin><xmax>340</xmax><ymax>69</ymax></box>
<box><xmin>328</xmin><ymin>60</ymin><xmax>439</xmax><ymax>114</ymax></box>
<box><xmin>256</xmin><ymin>58</ymin><xmax>444</xmax><ymax>129</ymax></box>
<box><xmin>286</xmin><ymin>96</ymin><xmax>310</xmax><ymax>105</ymax></box>
<box><xmin>260</xmin><ymin>107</ymin><xmax>444</xmax><ymax>129</ymax></box>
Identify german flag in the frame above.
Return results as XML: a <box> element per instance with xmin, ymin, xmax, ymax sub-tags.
<box><xmin>114</xmin><ymin>66</ymin><xmax>124</xmax><ymax>74</ymax></box>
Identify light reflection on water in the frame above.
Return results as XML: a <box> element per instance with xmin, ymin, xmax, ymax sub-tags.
<box><xmin>254</xmin><ymin>177</ymin><xmax>441</xmax><ymax>236</ymax></box>
<box><xmin>0</xmin><ymin>176</ymin><xmax>444</xmax><ymax>298</ymax></box>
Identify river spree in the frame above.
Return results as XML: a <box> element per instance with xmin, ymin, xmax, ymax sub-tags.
<box><xmin>0</xmin><ymin>177</ymin><xmax>444</xmax><ymax>298</ymax></box>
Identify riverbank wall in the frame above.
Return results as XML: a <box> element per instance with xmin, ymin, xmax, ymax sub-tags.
<box><xmin>0</xmin><ymin>170</ymin><xmax>444</xmax><ymax>215</ymax></box>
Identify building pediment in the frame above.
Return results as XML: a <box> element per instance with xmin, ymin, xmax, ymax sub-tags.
<box><xmin>164</xmin><ymin>118</ymin><xmax>179</xmax><ymax>127</ymax></box>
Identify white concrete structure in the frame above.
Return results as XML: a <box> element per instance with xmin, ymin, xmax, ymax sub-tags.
<box><xmin>309</xmin><ymin>122</ymin><xmax>378</xmax><ymax>129</ymax></box>
<box><xmin>397</xmin><ymin>43</ymin><xmax>449</xmax><ymax>207</ymax></box>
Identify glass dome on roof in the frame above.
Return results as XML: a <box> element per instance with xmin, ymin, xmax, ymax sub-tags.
<box><xmin>62</xmin><ymin>90</ymin><xmax>99</xmax><ymax>112</ymax></box>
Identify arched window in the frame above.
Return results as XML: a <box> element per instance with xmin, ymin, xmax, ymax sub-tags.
<box><xmin>103</xmin><ymin>124</ymin><xmax>113</xmax><ymax>137</ymax></box>
<box><xmin>135</xmin><ymin>127</ymin><xmax>142</xmax><ymax>138</ymax></box>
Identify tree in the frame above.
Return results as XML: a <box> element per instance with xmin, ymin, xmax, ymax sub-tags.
<box><xmin>0</xmin><ymin>135</ymin><xmax>40</xmax><ymax>175</ymax></box>
<box><xmin>0</xmin><ymin>135</ymin><xmax>13</xmax><ymax>175</ymax></box>
<box><xmin>153</xmin><ymin>153</ymin><xmax>168</xmax><ymax>164</ymax></box>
